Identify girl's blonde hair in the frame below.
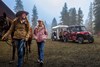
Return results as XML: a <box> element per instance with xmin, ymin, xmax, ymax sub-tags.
<box><xmin>37</xmin><ymin>20</ymin><xmax>45</xmax><ymax>28</ymax></box>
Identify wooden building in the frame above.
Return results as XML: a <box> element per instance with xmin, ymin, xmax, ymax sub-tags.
<box><xmin>0</xmin><ymin>0</ymin><xmax>15</xmax><ymax>20</ymax></box>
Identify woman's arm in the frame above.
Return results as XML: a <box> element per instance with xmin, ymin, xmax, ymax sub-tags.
<box><xmin>33</xmin><ymin>27</ymin><xmax>38</xmax><ymax>40</ymax></box>
<box><xmin>26</xmin><ymin>21</ymin><xmax>30</xmax><ymax>41</ymax></box>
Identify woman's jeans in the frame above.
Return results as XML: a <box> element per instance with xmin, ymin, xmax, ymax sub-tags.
<box><xmin>37</xmin><ymin>41</ymin><xmax>44</xmax><ymax>61</ymax></box>
<box><xmin>14</xmin><ymin>39</ymin><xmax>25</xmax><ymax>67</ymax></box>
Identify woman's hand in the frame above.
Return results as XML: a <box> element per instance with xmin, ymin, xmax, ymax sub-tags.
<box><xmin>25</xmin><ymin>37</ymin><xmax>28</xmax><ymax>41</ymax></box>
<box><xmin>2</xmin><ymin>35</ymin><xmax>7</xmax><ymax>41</ymax></box>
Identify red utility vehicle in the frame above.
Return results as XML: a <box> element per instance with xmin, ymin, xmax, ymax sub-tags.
<box><xmin>63</xmin><ymin>25</ymin><xmax>94</xmax><ymax>44</ymax></box>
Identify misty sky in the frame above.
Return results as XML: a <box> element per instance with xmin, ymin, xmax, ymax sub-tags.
<box><xmin>3</xmin><ymin>0</ymin><xmax>93</xmax><ymax>25</ymax></box>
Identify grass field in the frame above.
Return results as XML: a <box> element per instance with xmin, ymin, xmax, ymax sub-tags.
<box><xmin>0</xmin><ymin>37</ymin><xmax>100</xmax><ymax>67</ymax></box>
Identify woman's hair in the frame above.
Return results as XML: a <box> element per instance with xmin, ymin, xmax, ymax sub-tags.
<box><xmin>25</xmin><ymin>17</ymin><xmax>29</xmax><ymax>23</ymax></box>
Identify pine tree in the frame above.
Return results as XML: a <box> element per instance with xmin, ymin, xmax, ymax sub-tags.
<box><xmin>77</xmin><ymin>8</ymin><xmax>83</xmax><ymax>25</ymax></box>
<box><xmin>44</xmin><ymin>21</ymin><xmax>48</xmax><ymax>28</ymax></box>
<box><xmin>94</xmin><ymin>0</ymin><xmax>100</xmax><ymax>33</ymax></box>
<box><xmin>60</xmin><ymin>3</ymin><xmax>70</xmax><ymax>25</ymax></box>
<box><xmin>51</xmin><ymin>18</ymin><xmax>57</xmax><ymax>27</ymax></box>
<box><xmin>32</xmin><ymin>5</ymin><xmax>38</xmax><ymax>29</ymax></box>
<box><xmin>14</xmin><ymin>0</ymin><xmax>24</xmax><ymax>13</ymax></box>
<box><xmin>69</xmin><ymin>8</ymin><xmax>77</xmax><ymax>25</ymax></box>
<box><xmin>87</xmin><ymin>3</ymin><xmax>93</xmax><ymax>32</ymax></box>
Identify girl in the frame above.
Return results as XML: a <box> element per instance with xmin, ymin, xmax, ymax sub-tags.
<box><xmin>33</xmin><ymin>20</ymin><xmax>48</xmax><ymax>64</ymax></box>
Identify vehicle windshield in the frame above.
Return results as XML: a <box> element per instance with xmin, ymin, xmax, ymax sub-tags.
<box><xmin>71</xmin><ymin>26</ymin><xmax>87</xmax><ymax>32</ymax></box>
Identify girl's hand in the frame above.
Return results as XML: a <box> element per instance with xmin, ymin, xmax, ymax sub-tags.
<box><xmin>42</xmin><ymin>35</ymin><xmax>47</xmax><ymax>40</ymax></box>
<box><xmin>34</xmin><ymin>36</ymin><xmax>38</xmax><ymax>40</ymax></box>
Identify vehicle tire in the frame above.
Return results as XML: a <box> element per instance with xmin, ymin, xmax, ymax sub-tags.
<box><xmin>72</xmin><ymin>40</ymin><xmax>75</xmax><ymax>42</ymax></box>
<box><xmin>77</xmin><ymin>37</ymin><xmax>84</xmax><ymax>44</ymax></box>
<box><xmin>88</xmin><ymin>36</ymin><xmax>94</xmax><ymax>43</ymax></box>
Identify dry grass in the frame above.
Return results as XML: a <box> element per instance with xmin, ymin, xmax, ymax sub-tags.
<box><xmin>0</xmin><ymin>37</ymin><xmax>100</xmax><ymax>67</ymax></box>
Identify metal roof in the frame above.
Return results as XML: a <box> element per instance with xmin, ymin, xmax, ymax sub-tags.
<box><xmin>52</xmin><ymin>25</ymin><xmax>68</xmax><ymax>29</ymax></box>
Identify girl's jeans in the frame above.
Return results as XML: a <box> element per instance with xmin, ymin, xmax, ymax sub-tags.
<box><xmin>37</xmin><ymin>41</ymin><xmax>44</xmax><ymax>61</ymax></box>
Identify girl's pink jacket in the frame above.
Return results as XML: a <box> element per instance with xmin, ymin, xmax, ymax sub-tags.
<box><xmin>33</xmin><ymin>26</ymin><xmax>48</xmax><ymax>42</ymax></box>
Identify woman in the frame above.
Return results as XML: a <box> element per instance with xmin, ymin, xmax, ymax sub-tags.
<box><xmin>2</xmin><ymin>11</ymin><xmax>30</xmax><ymax>67</ymax></box>
<box><xmin>33</xmin><ymin>20</ymin><xmax>48</xmax><ymax>64</ymax></box>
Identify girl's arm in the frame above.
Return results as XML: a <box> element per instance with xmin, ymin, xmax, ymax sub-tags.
<box><xmin>43</xmin><ymin>28</ymin><xmax>48</xmax><ymax>39</ymax></box>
